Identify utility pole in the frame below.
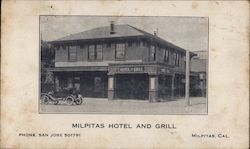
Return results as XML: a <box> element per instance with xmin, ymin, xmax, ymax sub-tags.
<box><xmin>185</xmin><ymin>50</ymin><xmax>191</xmax><ymax>106</ymax></box>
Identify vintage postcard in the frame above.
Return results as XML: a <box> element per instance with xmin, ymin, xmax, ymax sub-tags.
<box><xmin>1</xmin><ymin>1</ymin><xmax>249</xmax><ymax>149</ymax></box>
<box><xmin>39</xmin><ymin>16</ymin><xmax>208</xmax><ymax>114</ymax></box>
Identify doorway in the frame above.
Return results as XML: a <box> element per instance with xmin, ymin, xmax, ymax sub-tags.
<box><xmin>115</xmin><ymin>74</ymin><xmax>149</xmax><ymax>99</ymax></box>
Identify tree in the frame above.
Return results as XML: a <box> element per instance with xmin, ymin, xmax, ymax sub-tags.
<box><xmin>41</xmin><ymin>40</ymin><xmax>55</xmax><ymax>93</ymax></box>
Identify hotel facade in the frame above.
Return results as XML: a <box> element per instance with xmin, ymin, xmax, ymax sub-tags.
<box><xmin>47</xmin><ymin>23</ymin><xmax>199</xmax><ymax>102</ymax></box>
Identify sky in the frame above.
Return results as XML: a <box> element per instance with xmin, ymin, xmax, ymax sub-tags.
<box><xmin>40</xmin><ymin>16</ymin><xmax>208</xmax><ymax>51</ymax></box>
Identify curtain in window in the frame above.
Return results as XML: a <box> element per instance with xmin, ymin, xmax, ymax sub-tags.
<box><xmin>69</xmin><ymin>46</ymin><xmax>77</xmax><ymax>61</ymax></box>
<box><xmin>163</xmin><ymin>49</ymin><xmax>169</xmax><ymax>62</ymax></box>
<box><xmin>116</xmin><ymin>44</ymin><xmax>125</xmax><ymax>59</ymax></box>
<box><xmin>96</xmin><ymin>44</ymin><xmax>103</xmax><ymax>60</ymax></box>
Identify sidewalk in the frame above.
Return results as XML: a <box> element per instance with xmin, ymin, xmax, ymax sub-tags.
<box><xmin>40</xmin><ymin>97</ymin><xmax>207</xmax><ymax>114</ymax></box>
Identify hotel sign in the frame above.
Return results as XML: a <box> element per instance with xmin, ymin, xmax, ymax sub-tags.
<box><xmin>119</xmin><ymin>66</ymin><xmax>144</xmax><ymax>73</ymax></box>
<box><xmin>108</xmin><ymin>64</ymin><xmax>157</xmax><ymax>75</ymax></box>
<box><xmin>160</xmin><ymin>68</ymin><xmax>171</xmax><ymax>74</ymax></box>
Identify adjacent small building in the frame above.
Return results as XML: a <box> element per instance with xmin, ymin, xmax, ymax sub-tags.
<box><xmin>47</xmin><ymin>22</ymin><xmax>198</xmax><ymax>102</ymax></box>
<box><xmin>191</xmin><ymin>51</ymin><xmax>208</xmax><ymax>97</ymax></box>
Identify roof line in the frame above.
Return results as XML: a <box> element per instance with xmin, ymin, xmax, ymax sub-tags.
<box><xmin>127</xmin><ymin>25</ymin><xmax>189</xmax><ymax>52</ymax></box>
<box><xmin>192</xmin><ymin>50</ymin><xmax>208</xmax><ymax>52</ymax></box>
<box><xmin>51</xmin><ymin>24</ymin><xmax>195</xmax><ymax>54</ymax></box>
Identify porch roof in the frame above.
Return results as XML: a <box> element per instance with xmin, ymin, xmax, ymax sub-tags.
<box><xmin>46</xmin><ymin>66</ymin><xmax>108</xmax><ymax>72</ymax></box>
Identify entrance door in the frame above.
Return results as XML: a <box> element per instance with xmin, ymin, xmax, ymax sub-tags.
<box><xmin>115</xmin><ymin>74</ymin><xmax>149</xmax><ymax>99</ymax></box>
<box><xmin>80</xmin><ymin>72</ymin><xmax>108</xmax><ymax>98</ymax></box>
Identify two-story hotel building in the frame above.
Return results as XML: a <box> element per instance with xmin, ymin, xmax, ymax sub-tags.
<box><xmin>48</xmin><ymin>22</ymin><xmax>197</xmax><ymax>102</ymax></box>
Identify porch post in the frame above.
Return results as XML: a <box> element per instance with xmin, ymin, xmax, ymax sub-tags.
<box><xmin>108</xmin><ymin>75</ymin><xmax>115</xmax><ymax>100</ymax></box>
<box><xmin>171</xmin><ymin>73</ymin><xmax>175</xmax><ymax>99</ymax></box>
<box><xmin>149</xmin><ymin>75</ymin><xmax>159</xmax><ymax>102</ymax></box>
<box><xmin>55</xmin><ymin>75</ymin><xmax>60</xmax><ymax>92</ymax></box>
<box><xmin>185</xmin><ymin>50</ymin><xmax>191</xmax><ymax>106</ymax></box>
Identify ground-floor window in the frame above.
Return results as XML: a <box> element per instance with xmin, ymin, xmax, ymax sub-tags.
<box><xmin>158</xmin><ymin>75</ymin><xmax>172</xmax><ymax>99</ymax></box>
<box><xmin>55</xmin><ymin>72</ymin><xmax>108</xmax><ymax>98</ymax></box>
<box><xmin>94</xmin><ymin>77</ymin><xmax>103</xmax><ymax>93</ymax></box>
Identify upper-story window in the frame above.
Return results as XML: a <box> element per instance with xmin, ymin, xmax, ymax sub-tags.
<box><xmin>177</xmin><ymin>54</ymin><xmax>180</xmax><ymax>66</ymax></box>
<box><xmin>106</xmin><ymin>43</ymin><xmax>111</xmax><ymax>48</ymax></box>
<box><xmin>174</xmin><ymin>52</ymin><xmax>177</xmax><ymax>65</ymax></box>
<box><xmin>127</xmin><ymin>41</ymin><xmax>140</xmax><ymax>48</ymax></box>
<box><xmin>115</xmin><ymin>43</ymin><xmax>125</xmax><ymax>60</ymax></box>
<box><xmin>61</xmin><ymin>45</ymin><xmax>67</xmax><ymax>51</ymax></box>
<box><xmin>69</xmin><ymin>46</ymin><xmax>77</xmax><ymax>61</ymax></box>
<box><xmin>183</xmin><ymin>55</ymin><xmax>186</xmax><ymax>68</ymax></box>
<box><xmin>136</xmin><ymin>41</ymin><xmax>140</xmax><ymax>47</ymax></box>
<box><xmin>174</xmin><ymin>52</ymin><xmax>180</xmax><ymax>66</ymax></box>
<box><xmin>55</xmin><ymin>46</ymin><xmax>59</xmax><ymax>51</ymax></box>
<box><xmin>163</xmin><ymin>49</ymin><xmax>169</xmax><ymax>63</ymax></box>
<box><xmin>150</xmin><ymin>45</ymin><xmax>156</xmax><ymax>61</ymax></box>
<box><xmin>140</xmin><ymin>41</ymin><xmax>143</xmax><ymax>47</ymax></box>
<box><xmin>96</xmin><ymin>44</ymin><xmax>103</xmax><ymax>60</ymax></box>
<box><xmin>88</xmin><ymin>44</ymin><xmax>103</xmax><ymax>60</ymax></box>
<box><xmin>180</xmin><ymin>54</ymin><xmax>184</xmax><ymax>68</ymax></box>
<box><xmin>80</xmin><ymin>44</ymin><xmax>85</xmax><ymax>49</ymax></box>
<box><xmin>128</xmin><ymin>42</ymin><xmax>132</xmax><ymax>47</ymax></box>
<box><xmin>88</xmin><ymin>45</ymin><xmax>95</xmax><ymax>60</ymax></box>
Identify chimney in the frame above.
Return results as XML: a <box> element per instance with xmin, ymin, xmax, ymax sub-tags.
<box><xmin>154</xmin><ymin>28</ymin><xmax>158</xmax><ymax>36</ymax></box>
<box><xmin>110</xmin><ymin>21</ymin><xmax>115</xmax><ymax>34</ymax></box>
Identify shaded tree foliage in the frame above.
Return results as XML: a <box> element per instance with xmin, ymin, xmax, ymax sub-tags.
<box><xmin>41</xmin><ymin>40</ymin><xmax>55</xmax><ymax>93</ymax></box>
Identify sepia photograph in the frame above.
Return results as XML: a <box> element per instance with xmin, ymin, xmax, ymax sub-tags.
<box><xmin>39</xmin><ymin>16</ymin><xmax>208</xmax><ymax>114</ymax></box>
<box><xmin>2</xmin><ymin>1</ymin><xmax>249</xmax><ymax>148</ymax></box>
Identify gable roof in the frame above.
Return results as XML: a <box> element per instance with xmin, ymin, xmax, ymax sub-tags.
<box><xmin>51</xmin><ymin>24</ymin><xmax>193</xmax><ymax>55</ymax></box>
<box><xmin>54</xmin><ymin>24</ymin><xmax>144</xmax><ymax>42</ymax></box>
<box><xmin>127</xmin><ymin>25</ymin><xmax>187</xmax><ymax>52</ymax></box>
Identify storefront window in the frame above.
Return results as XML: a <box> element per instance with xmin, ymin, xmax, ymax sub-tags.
<box><xmin>73</xmin><ymin>77</ymin><xmax>80</xmax><ymax>91</ymax></box>
<box><xmin>69</xmin><ymin>46</ymin><xmax>77</xmax><ymax>61</ymax></box>
<box><xmin>116</xmin><ymin>44</ymin><xmax>125</xmax><ymax>60</ymax></box>
<box><xmin>67</xmin><ymin>77</ymin><xmax>73</xmax><ymax>88</ymax></box>
<box><xmin>94</xmin><ymin>77</ymin><xmax>102</xmax><ymax>92</ymax></box>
